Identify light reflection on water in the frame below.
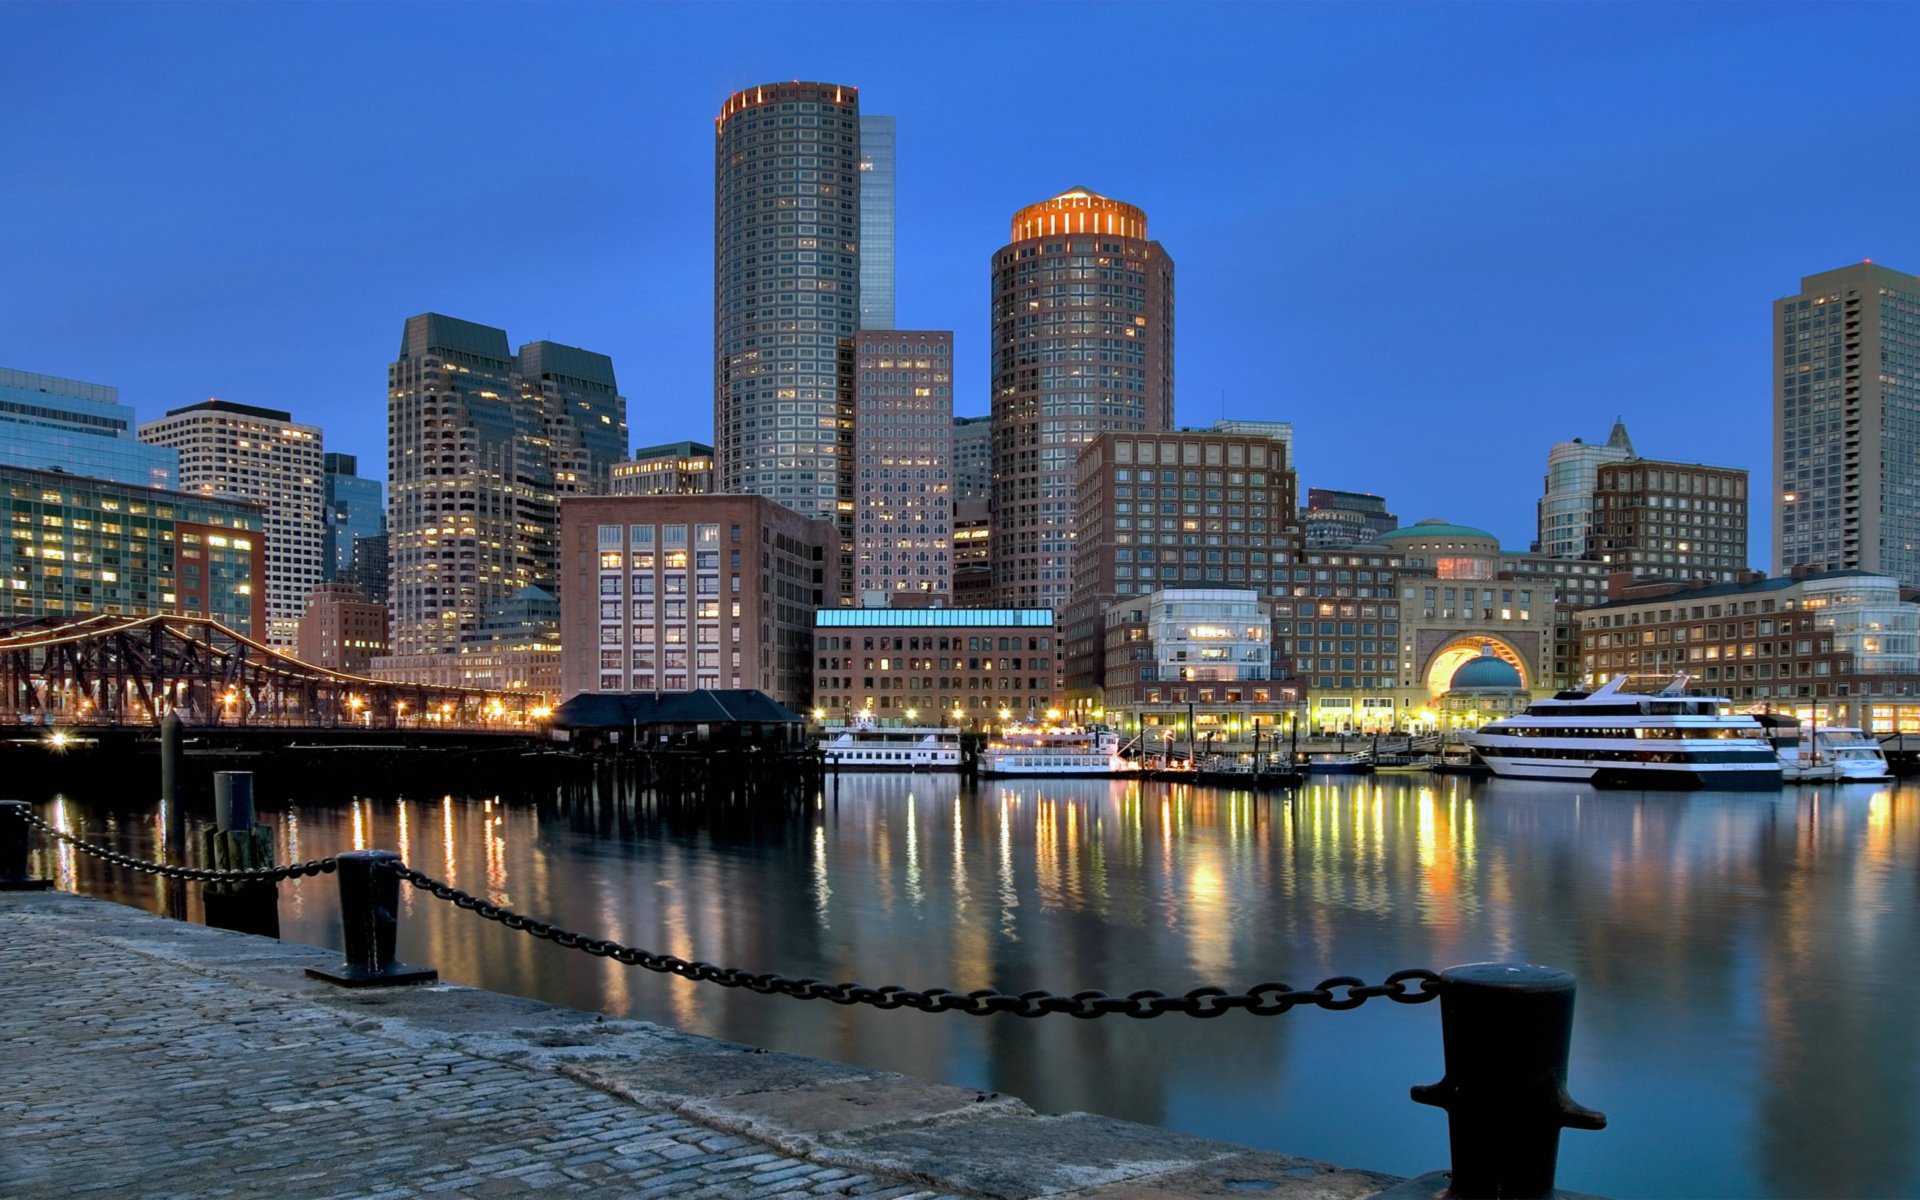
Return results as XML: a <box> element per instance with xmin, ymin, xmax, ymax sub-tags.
<box><xmin>29</xmin><ymin>773</ymin><xmax>1920</xmax><ymax>1199</ymax></box>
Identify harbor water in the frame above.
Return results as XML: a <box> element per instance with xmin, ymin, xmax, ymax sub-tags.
<box><xmin>28</xmin><ymin>772</ymin><xmax>1920</xmax><ymax>1198</ymax></box>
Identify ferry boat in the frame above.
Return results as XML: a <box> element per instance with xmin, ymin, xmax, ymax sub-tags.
<box><xmin>819</xmin><ymin>719</ymin><xmax>961</xmax><ymax>771</ymax></box>
<box><xmin>1760</xmin><ymin>718</ymin><xmax>1893</xmax><ymax>783</ymax></box>
<box><xmin>1302</xmin><ymin>751</ymin><xmax>1375</xmax><ymax>775</ymax></box>
<box><xmin>1462</xmin><ymin>675</ymin><xmax>1782</xmax><ymax>790</ymax></box>
<box><xmin>978</xmin><ymin>726</ymin><xmax>1135</xmax><ymax>778</ymax></box>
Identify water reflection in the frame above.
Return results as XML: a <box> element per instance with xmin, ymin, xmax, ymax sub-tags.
<box><xmin>25</xmin><ymin>774</ymin><xmax>1920</xmax><ymax>1198</ymax></box>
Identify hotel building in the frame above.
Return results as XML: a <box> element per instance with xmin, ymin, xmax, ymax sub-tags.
<box><xmin>1099</xmin><ymin>589</ymin><xmax>1294</xmax><ymax>744</ymax></box>
<box><xmin>1586</xmin><ymin>458</ymin><xmax>1748</xmax><ymax>583</ymax></box>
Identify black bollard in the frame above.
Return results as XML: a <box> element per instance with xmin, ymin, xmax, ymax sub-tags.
<box><xmin>304</xmin><ymin>850</ymin><xmax>438</xmax><ymax>987</ymax></box>
<box><xmin>0</xmin><ymin>801</ymin><xmax>53</xmax><ymax>891</ymax></box>
<box><xmin>1409</xmin><ymin>963</ymin><xmax>1605</xmax><ymax>1199</ymax></box>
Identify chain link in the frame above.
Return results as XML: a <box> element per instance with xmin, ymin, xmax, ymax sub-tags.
<box><xmin>390</xmin><ymin>863</ymin><xmax>1444</xmax><ymax>1019</ymax></box>
<box><xmin>5</xmin><ymin>806</ymin><xmax>337</xmax><ymax>883</ymax></box>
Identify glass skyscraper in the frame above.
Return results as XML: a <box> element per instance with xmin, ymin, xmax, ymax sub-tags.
<box><xmin>322</xmin><ymin>452</ymin><xmax>383</xmax><ymax>585</ymax></box>
<box><xmin>858</xmin><ymin>114</ymin><xmax>895</xmax><ymax>330</ymax></box>
<box><xmin>0</xmin><ymin>367</ymin><xmax>178</xmax><ymax>488</ymax></box>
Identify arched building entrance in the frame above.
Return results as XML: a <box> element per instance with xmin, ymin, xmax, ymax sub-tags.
<box><xmin>1423</xmin><ymin>635</ymin><xmax>1530</xmax><ymax>698</ymax></box>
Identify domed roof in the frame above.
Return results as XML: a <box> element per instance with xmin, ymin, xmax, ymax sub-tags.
<box><xmin>1449</xmin><ymin>644</ymin><xmax>1524</xmax><ymax>691</ymax></box>
<box><xmin>1377</xmin><ymin>518</ymin><xmax>1499</xmax><ymax>543</ymax></box>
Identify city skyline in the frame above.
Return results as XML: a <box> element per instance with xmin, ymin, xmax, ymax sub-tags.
<box><xmin>6</xmin><ymin>4</ymin><xmax>1920</xmax><ymax>568</ymax></box>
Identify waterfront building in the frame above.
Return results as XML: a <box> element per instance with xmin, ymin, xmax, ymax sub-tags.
<box><xmin>854</xmin><ymin>330</ymin><xmax>953</xmax><ymax>604</ymax></box>
<box><xmin>952</xmin><ymin>498</ymin><xmax>991</xmax><ymax>607</ymax></box>
<box><xmin>1537</xmin><ymin>421</ymin><xmax>1635</xmax><ymax>559</ymax></box>
<box><xmin>952</xmin><ymin>415</ymin><xmax>991</xmax><ymax>502</ymax></box>
<box><xmin>557</xmin><ymin>494</ymin><xmax>834</xmax><ymax>710</ymax></box>
<box><xmin>386</xmin><ymin>313</ymin><xmax>625</xmax><ymax>661</ymax></box>
<box><xmin>1302</xmin><ymin>489</ymin><xmax>1397</xmax><ymax>549</ymax></box>
<box><xmin>991</xmin><ymin>187</ymin><xmax>1174</xmax><ymax>610</ymax></box>
<box><xmin>1065</xmin><ymin>426</ymin><xmax>1298</xmax><ymax>717</ymax></box>
<box><xmin>714</xmin><ymin>81</ymin><xmax>863</xmax><ymax>601</ymax></box>
<box><xmin>1587</xmin><ymin>458</ymin><xmax>1748</xmax><ymax>584</ymax></box>
<box><xmin>322</xmin><ymin>453</ymin><xmax>383</xmax><ymax>587</ymax></box>
<box><xmin>1</xmin><ymin>368</ymin><xmax>178</xmax><ymax>489</ymax></box>
<box><xmin>138</xmin><ymin>399</ymin><xmax>323</xmax><ymax>648</ymax></box>
<box><xmin>812</xmin><ymin>606</ymin><xmax>1057</xmax><ymax>727</ymax></box>
<box><xmin>610</xmin><ymin>442</ymin><xmax>715</xmax><ymax>496</ymax></box>
<box><xmin>1099</xmin><ymin>589</ymin><xmax>1295</xmax><ymax>746</ymax></box>
<box><xmin>858</xmin><ymin>114</ymin><xmax>895</xmax><ymax>330</ymax></box>
<box><xmin>1</xmin><ymin>463</ymin><xmax>265</xmax><ymax>637</ymax></box>
<box><xmin>296</xmin><ymin>581</ymin><xmax>389</xmax><ymax>673</ymax></box>
<box><xmin>1775</xmin><ymin>262</ymin><xmax>1920</xmax><ymax>586</ymax></box>
<box><xmin>1439</xmin><ymin>643</ymin><xmax>1531</xmax><ymax>725</ymax></box>
<box><xmin>1580</xmin><ymin>567</ymin><xmax>1920</xmax><ymax>731</ymax></box>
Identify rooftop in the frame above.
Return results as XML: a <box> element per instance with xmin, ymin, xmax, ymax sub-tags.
<box><xmin>816</xmin><ymin>608</ymin><xmax>1054</xmax><ymax>628</ymax></box>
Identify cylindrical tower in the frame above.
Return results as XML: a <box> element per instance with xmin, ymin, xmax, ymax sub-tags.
<box><xmin>989</xmin><ymin>187</ymin><xmax>1173</xmax><ymax>610</ymax></box>
<box><xmin>714</xmin><ymin>81</ymin><xmax>863</xmax><ymax>599</ymax></box>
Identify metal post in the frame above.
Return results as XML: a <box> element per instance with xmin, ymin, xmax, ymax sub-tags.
<box><xmin>304</xmin><ymin>850</ymin><xmax>438</xmax><ymax>987</ymax></box>
<box><xmin>214</xmin><ymin>771</ymin><xmax>255</xmax><ymax>830</ymax></box>
<box><xmin>203</xmin><ymin>771</ymin><xmax>277</xmax><ymax>938</ymax></box>
<box><xmin>0</xmin><ymin>802</ymin><xmax>53</xmax><ymax>891</ymax></box>
<box><xmin>1409</xmin><ymin>963</ymin><xmax>1605</xmax><ymax>1199</ymax></box>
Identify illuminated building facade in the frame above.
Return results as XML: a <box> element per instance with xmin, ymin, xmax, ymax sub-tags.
<box><xmin>858</xmin><ymin>114</ymin><xmax>895</xmax><ymax>330</ymax></box>
<box><xmin>714</xmin><ymin>81</ymin><xmax>863</xmax><ymax>600</ymax></box>
<box><xmin>1775</xmin><ymin>262</ymin><xmax>1920</xmax><ymax>586</ymax></box>
<box><xmin>1302</xmin><ymin>488</ymin><xmax>1396</xmax><ymax>549</ymax></box>
<box><xmin>2</xmin><ymin>463</ymin><xmax>265</xmax><ymax>637</ymax></box>
<box><xmin>952</xmin><ymin>497</ymin><xmax>991</xmax><ymax>607</ymax></box>
<box><xmin>557</xmin><ymin>494</ymin><xmax>833</xmax><ymax>709</ymax></box>
<box><xmin>1587</xmin><ymin>458</ymin><xmax>1748</xmax><ymax>583</ymax></box>
<box><xmin>854</xmin><ymin>330</ymin><xmax>952</xmax><ymax>603</ymax></box>
<box><xmin>296</xmin><ymin>581</ymin><xmax>389</xmax><ymax>673</ymax></box>
<box><xmin>322</xmin><ymin>452</ymin><xmax>383</xmax><ymax>586</ymax></box>
<box><xmin>138</xmin><ymin>399</ymin><xmax>322</xmax><ymax>648</ymax></box>
<box><xmin>812</xmin><ymin>607</ymin><xmax>1057</xmax><ymax>726</ymax></box>
<box><xmin>1537</xmin><ymin>421</ymin><xmax>1635</xmax><ymax>559</ymax></box>
<box><xmin>1100</xmin><ymin>589</ymin><xmax>1295</xmax><ymax>745</ymax></box>
<box><xmin>611</xmin><ymin>441</ymin><xmax>715</xmax><ymax>496</ymax></box>
<box><xmin>990</xmin><ymin>187</ymin><xmax>1174</xmax><ymax>610</ymax></box>
<box><xmin>1</xmin><ymin>367</ymin><xmax>177</xmax><ymax>489</ymax></box>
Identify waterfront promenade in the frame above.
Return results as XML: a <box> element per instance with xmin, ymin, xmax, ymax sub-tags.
<box><xmin>1</xmin><ymin>890</ymin><xmax>1396</xmax><ymax>1200</ymax></box>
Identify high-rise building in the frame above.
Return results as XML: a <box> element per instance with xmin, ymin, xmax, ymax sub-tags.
<box><xmin>349</xmin><ymin>532</ymin><xmax>388</xmax><ymax>606</ymax></box>
<box><xmin>952</xmin><ymin>497</ymin><xmax>991</xmax><ymax>607</ymax></box>
<box><xmin>1775</xmin><ymin>263</ymin><xmax>1920</xmax><ymax>586</ymax></box>
<box><xmin>991</xmin><ymin>187</ymin><xmax>1174</xmax><ymax>610</ymax></box>
<box><xmin>853</xmin><ymin>330</ymin><xmax>953</xmax><ymax>604</ymax></box>
<box><xmin>296</xmin><ymin>581</ymin><xmax>390</xmax><ymax>673</ymax></box>
<box><xmin>611</xmin><ymin>441</ymin><xmax>715</xmax><ymax>496</ymax></box>
<box><xmin>1536</xmin><ymin>420</ymin><xmax>1635</xmax><ymax>558</ymax></box>
<box><xmin>1587</xmin><ymin>459</ymin><xmax>1748</xmax><ymax>584</ymax></box>
<box><xmin>951</xmin><ymin>415</ymin><xmax>991</xmax><ymax>502</ymax></box>
<box><xmin>138</xmin><ymin>399</ymin><xmax>323</xmax><ymax>647</ymax></box>
<box><xmin>322</xmin><ymin>452</ymin><xmax>383</xmax><ymax>587</ymax></box>
<box><xmin>1</xmin><ymin>367</ymin><xmax>178</xmax><ymax>488</ymax></box>
<box><xmin>385</xmin><ymin>314</ymin><xmax>625</xmax><ymax>661</ymax></box>
<box><xmin>1</xmin><ymin>463</ymin><xmax>265</xmax><ymax>636</ymax></box>
<box><xmin>1302</xmin><ymin>489</ymin><xmax>1398</xmax><ymax>548</ymax></box>
<box><xmin>858</xmin><ymin>114</ymin><xmax>895</xmax><ymax>330</ymax></box>
<box><xmin>714</xmin><ymin>81</ymin><xmax>863</xmax><ymax>599</ymax></box>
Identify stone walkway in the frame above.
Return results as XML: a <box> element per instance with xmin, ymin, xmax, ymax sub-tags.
<box><xmin>0</xmin><ymin>891</ymin><xmax>1396</xmax><ymax>1200</ymax></box>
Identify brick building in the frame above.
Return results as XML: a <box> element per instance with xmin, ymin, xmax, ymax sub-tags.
<box><xmin>812</xmin><ymin>607</ymin><xmax>1057</xmax><ymax>728</ymax></box>
<box><xmin>296</xmin><ymin>582</ymin><xmax>389</xmax><ymax>673</ymax></box>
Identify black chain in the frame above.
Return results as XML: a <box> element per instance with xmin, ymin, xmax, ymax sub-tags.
<box><xmin>391</xmin><ymin>863</ymin><xmax>1443</xmax><ymax>1018</ymax></box>
<box><xmin>7</xmin><ymin>807</ymin><xmax>337</xmax><ymax>884</ymax></box>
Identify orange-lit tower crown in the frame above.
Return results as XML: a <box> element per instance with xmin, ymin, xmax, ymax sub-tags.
<box><xmin>1008</xmin><ymin>187</ymin><xmax>1148</xmax><ymax>243</ymax></box>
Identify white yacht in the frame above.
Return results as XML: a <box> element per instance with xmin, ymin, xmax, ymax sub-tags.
<box><xmin>1463</xmin><ymin>676</ymin><xmax>1782</xmax><ymax>790</ymax></box>
<box><xmin>978</xmin><ymin>726</ymin><xmax>1136</xmax><ymax>778</ymax></box>
<box><xmin>1768</xmin><ymin>723</ymin><xmax>1893</xmax><ymax>783</ymax></box>
<box><xmin>820</xmin><ymin>719</ymin><xmax>961</xmax><ymax>771</ymax></box>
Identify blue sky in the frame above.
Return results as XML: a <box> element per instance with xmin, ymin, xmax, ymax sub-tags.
<box><xmin>7</xmin><ymin>1</ymin><xmax>1919</xmax><ymax>566</ymax></box>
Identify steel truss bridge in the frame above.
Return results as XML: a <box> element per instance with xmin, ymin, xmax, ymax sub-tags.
<box><xmin>0</xmin><ymin>614</ymin><xmax>543</xmax><ymax>731</ymax></box>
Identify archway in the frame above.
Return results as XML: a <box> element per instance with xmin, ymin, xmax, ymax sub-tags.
<box><xmin>1423</xmin><ymin>635</ymin><xmax>1529</xmax><ymax>698</ymax></box>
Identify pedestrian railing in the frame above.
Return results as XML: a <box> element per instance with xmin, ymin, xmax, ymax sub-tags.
<box><xmin>0</xmin><ymin>798</ymin><xmax>1605</xmax><ymax>1199</ymax></box>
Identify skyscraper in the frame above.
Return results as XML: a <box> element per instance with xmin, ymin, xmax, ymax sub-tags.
<box><xmin>1536</xmin><ymin>420</ymin><xmax>1635</xmax><ymax>558</ymax></box>
<box><xmin>990</xmin><ymin>187</ymin><xmax>1174</xmax><ymax>609</ymax></box>
<box><xmin>138</xmin><ymin>399</ymin><xmax>323</xmax><ymax>647</ymax></box>
<box><xmin>951</xmin><ymin>415</ymin><xmax>991</xmax><ymax>502</ymax></box>
<box><xmin>1775</xmin><ymin>263</ymin><xmax>1920</xmax><ymax>585</ymax></box>
<box><xmin>853</xmin><ymin>330</ymin><xmax>953</xmax><ymax>603</ymax></box>
<box><xmin>322</xmin><ymin>452</ymin><xmax>383</xmax><ymax>587</ymax></box>
<box><xmin>385</xmin><ymin>314</ymin><xmax>625</xmax><ymax>660</ymax></box>
<box><xmin>714</xmin><ymin>81</ymin><xmax>862</xmax><ymax>600</ymax></box>
<box><xmin>858</xmin><ymin>114</ymin><xmax>895</xmax><ymax>331</ymax></box>
<box><xmin>1</xmin><ymin>367</ymin><xmax>178</xmax><ymax>488</ymax></box>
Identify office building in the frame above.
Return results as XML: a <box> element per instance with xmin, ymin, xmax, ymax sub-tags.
<box><xmin>1537</xmin><ymin>420</ymin><xmax>1636</xmax><ymax>559</ymax></box>
<box><xmin>1775</xmin><ymin>262</ymin><xmax>1920</xmax><ymax>586</ymax></box>
<box><xmin>1587</xmin><ymin>459</ymin><xmax>1748</xmax><ymax>583</ymax></box>
<box><xmin>557</xmin><ymin>494</ymin><xmax>834</xmax><ymax>709</ymax></box>
<box><xmin>952</xmin><ymin>498</ymin><xmax>991</xmax><ymax>607</ymax></box>
<box><xmin>138</xmin><ymin>399</ymin><xmax>323</xmax><ymax>648</ymax></box>
<box><xmin>1</xmin><ymin>368</ymin><xmax>178</xmax><ymax>489</ymax></box>
<box><xmin>611</xmin><ymin>442</ymin><xmax>715</xmax><ymax>496</ymax></box>
<box><xmin>714</xmin><ymin>81</ymin><xmax>863</xmax><ymax>599</ymax></box>
<box><xmin>322</xmin><ymin>453</ymin><xmax>383</xmax><ymax>587</ymax></box>
<box><xmin>952</xmin><ymin>415</ymin><xmax>991</xmax><ymax>502</ymax></box>
<box><xmin>1100</xmin><ymin>589</ymin><xmax>1293</xmax><ymax>744</ymax></box>
<box><xmin>813</xmin><ymin>607</ymin><xmax>1057</xmax><ymax>725</ymax></box>
<box><xmin>1</xmin><ymin>463</ymin><xmax>265</xmax><ymax>636</ymax></box>
<box><xmin>296</xmin><ymin>582</ymin><xmax>389</xmax><ymax>673</ymax></box>
<box><xmin>1302</xmin><ymin>489</ymin><xmax>1397</xmax><ymax>548</ymax></box>
<box><xmin>349</xmin><ymin>533</ymin><xmax>388</xmax><ymax>606</ymax></box>
<box><xmin>854</xmin><ymin>330</ymin><xmax>953</xmax><ymax>604</ymax></box>
<box><xmin>386</xmin><ymin>313</ymin><xmax>625</xmax><ymax>662</ymax></box>
<box><xmin>858</xmin><ymin>114</ymin><xmax>895</xmax><ymax>330</ymax></box>
<box><xmin>991</xmin><ymin>187</ymin><xmax>1174</xmax><ymax>610</ymax></box>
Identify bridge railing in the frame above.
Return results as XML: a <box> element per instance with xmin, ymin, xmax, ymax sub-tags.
<box><xmin>0</xmin><ymin>798</ymin><xmax>1605</xmax><ymax>1199</ymax></box>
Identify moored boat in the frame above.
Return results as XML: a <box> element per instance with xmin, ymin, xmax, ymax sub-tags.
<box><xmin>1758</xmin><ymin>714</ymin><xmax>1893</xmax><ymax>783</ymax></box>
<box><xmin>979</xmin><ymin>726</ymin><xmax>1135</xmax><ymax>778</ymax></box>
<box><xmin>820</xmin><ymin>719</ymin><xmax>962</xmax><ymax>771</ymax></box>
